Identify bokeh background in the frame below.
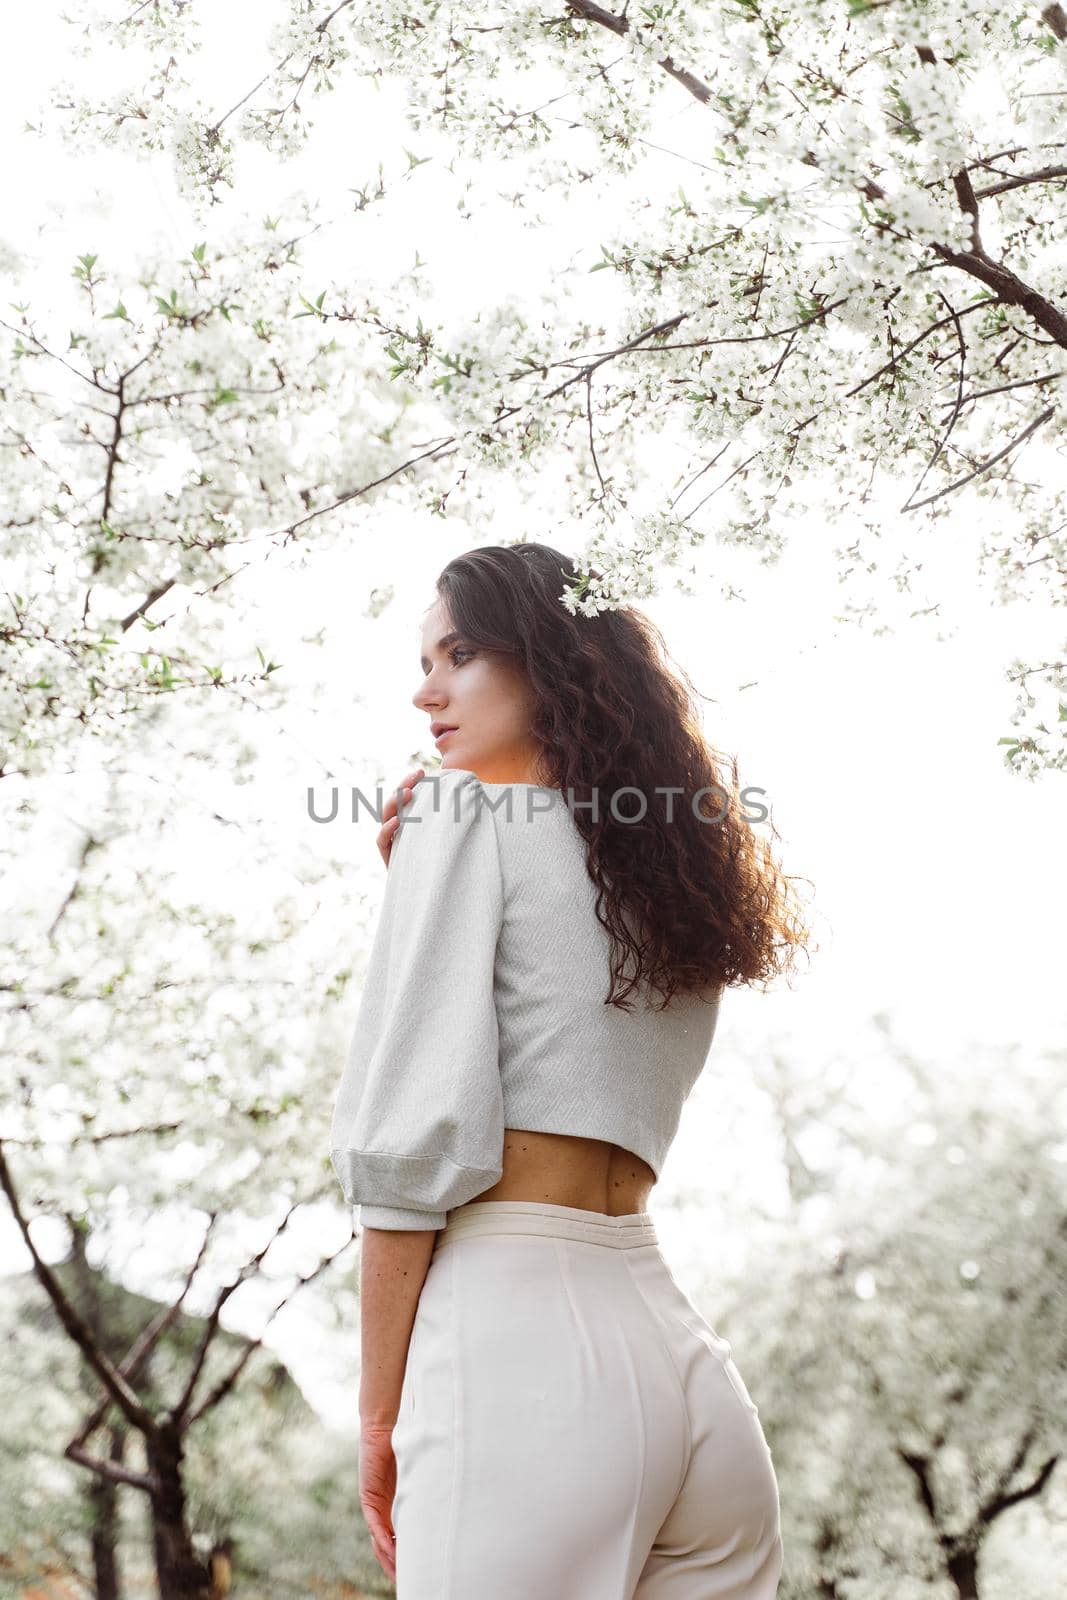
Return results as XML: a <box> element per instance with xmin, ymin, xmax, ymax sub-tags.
<box><xmin>1</xmin><ymin>5</ymin><xmax>1064</xmax><ymax>1597</ymax></box>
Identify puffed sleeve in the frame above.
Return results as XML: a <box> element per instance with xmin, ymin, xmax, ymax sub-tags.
<box><xmin>329</xmin><ymin>769</ymin><xmax>505</xmax><ymax>1231</ymax></box>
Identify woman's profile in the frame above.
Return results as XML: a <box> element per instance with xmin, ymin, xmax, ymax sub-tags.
<box><xmin>329</xmin><ymin>541</ymin><xmax>813</xmax><ymax>1597</ymax></box>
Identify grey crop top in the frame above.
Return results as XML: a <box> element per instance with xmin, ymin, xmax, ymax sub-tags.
<box><xmin>329</xmin><ymin>768</ymin><xmax>722</xmax><ymax>1230</ymax></box>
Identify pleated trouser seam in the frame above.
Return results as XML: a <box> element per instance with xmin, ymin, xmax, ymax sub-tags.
<box><xmin>621</xmin><ymin>1249</ymin><xmax>693</xmax><ymax>1511</ymax></box>
<box><xmin>442</xmin><ymin>1244</ymin><xmax>460</xmax><ymax>1599</ymax></box>
<box><xmin>553</xmin><ymin>1238</ymin><xmax>644</xmax><ymax>1598</ymax></box>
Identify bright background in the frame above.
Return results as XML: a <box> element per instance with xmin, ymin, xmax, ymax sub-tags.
<box><xmin>1</xmin><ymin>2</ymin><xmax>1063</xmax><ymax>1438</ymax></box>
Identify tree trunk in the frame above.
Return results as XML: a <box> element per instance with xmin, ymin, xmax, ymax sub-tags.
<box><xmin>87</xmin><ymin>1424</ymin><xmax>125</xmax><ymax>1600</ymax></box>
<box><xmin>148</xmin><ymin>1426</ymin><xmax>211</xmax><ymax>1600</ymax></box>
<box><xmin>70</xmin><ymin>1219</ymin><xmax>125</xmax><ymax>1600</ymax></box>
<box><xmin>948</xmin><ymin>1546</ymin><xmax>979</xmax><ymax>1600</ymax></box>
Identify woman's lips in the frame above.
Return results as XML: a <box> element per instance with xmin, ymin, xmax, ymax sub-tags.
<box><xmin>435</xmin><ymin>728</ymin><xmax>457</xmax><ymax>745</ymax></box>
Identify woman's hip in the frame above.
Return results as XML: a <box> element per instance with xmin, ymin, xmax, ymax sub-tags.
<box><xmin>392</xmin><ymin>1200</ymin><xmax>781</xmax><ymax>1595</ymax></box>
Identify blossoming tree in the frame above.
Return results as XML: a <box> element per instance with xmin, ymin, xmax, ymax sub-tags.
<box><xmin>25</xmin><ymin>0</ymin><xmax>1067</xmax><ymax>772</ymax></box>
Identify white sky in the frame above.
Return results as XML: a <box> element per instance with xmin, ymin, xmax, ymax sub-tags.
<box><xmin>1</xmin><ymin>4</ymin><xmax>1064</xmax><ymax>1432</ymax></box>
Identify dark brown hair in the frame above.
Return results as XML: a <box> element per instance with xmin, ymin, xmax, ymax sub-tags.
<box><xmin>435</xmin><ymin>542</ymin><xmax>815</xmax><ymax>1012</ymax></box>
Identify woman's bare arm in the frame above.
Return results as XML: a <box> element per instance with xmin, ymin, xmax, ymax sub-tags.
<box><xmin>358</xmin><ymin>1227</ymin><xmax>437</xmax><ymax>1579</ymax></box>
<box><xmin>359</xmin><ymin>1225</ymin><xmax>437</xmax><ymax>1423</ymax></box>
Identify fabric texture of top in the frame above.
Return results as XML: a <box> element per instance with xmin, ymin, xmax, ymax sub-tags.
<box><xmin>329</xmin><ymin>768</ymin><xmax>722</xmax><ymax>1230</ymax></box>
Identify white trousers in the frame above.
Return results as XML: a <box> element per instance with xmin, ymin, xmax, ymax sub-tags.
<box><xmin>391</xmin><ymin>1200</ymin><xmax>784</xmax><ymax>1599</ymax></box>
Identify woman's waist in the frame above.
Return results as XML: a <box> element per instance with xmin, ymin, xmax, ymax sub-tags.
<box><xmin>433</xmin><ymin>1195</ymin><xmax>659</xmax><ymax>1253</ymax></box>
<box><xmin>474</xmin><ymin>1126</ymin><xmax>657</xmax><ymax>1215</ymax></box>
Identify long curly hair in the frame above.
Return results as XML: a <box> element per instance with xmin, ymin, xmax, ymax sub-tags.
<box><xmin>434</xmin><ymin>542</ymin><xmax>816</xmax><ymax>1013</ymax></box>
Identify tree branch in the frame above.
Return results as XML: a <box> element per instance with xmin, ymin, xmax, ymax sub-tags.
<box><xmin>172</xmin><ymin>1198</ymin><xmax>303</xmax><ymax>1423</ymax></box>
<box><xmin>903</xmin><ymin>405</ymin><xmax>1055</xmax><ymax>512</ymax></box>
<box><xmin>971</xmin><ymin>164</ymin><xmax>1067</xmax><ymax>200</ymax></box>
<box><xmin>70</xmin><ymin>1216</ymin><xmax>220</xmax><ymax>1451</ymax></box>
<box><xmin>900</xmin><ymin>293</ymin><xmax>968</xmax><ymax>512</ymax></box>
<box><xmin>905</xmin><ymin>39</ymin><xmax>1067</xmax><ymax>348</ymax></box>
<box><xmin>66</xmin><ymin>1441</ymin><xmax>160</xmax><ymax>1494</ymax></box>
<box><xmin>829</xmin><ymin>151</ymin><xmax>1067</xmax><ymax>350</ymax></box>
<box><xmin>564</xmin><ymin>0</ymin><xmax>713</xmax><ymax>105</ymax></box>
<box><xmin>186</xmin><ymin>1224</ymin><xmax>353</xmax><ymax>1428</ymax></box>
<box><xmin>0</xmin><ymin>1141</ymin><xmax>156</xmax><ymax>1435</ymax></box>
<box><xmin>119</xmin><ymin>581</ymin><xmax>177</xmax><ymax>633</ymax></box>
<box><xmin>841</xmin><ymin>298</ymin><xmax>998</xmax><ymax>404</ymax></box>
<box><xmin>927</xmin><ymin>244</ymin><xmax>1067</xmax><ymax>347</ymax></box>
<box><xmin>985</xmin><ymin>1450</ymin><xmax>1060</xmax><ymax>1519</ymax></box>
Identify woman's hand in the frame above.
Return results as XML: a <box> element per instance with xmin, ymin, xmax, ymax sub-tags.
<box><xmin>377</xmin><ymin>766</ymin><xmax>425</xmax><ymax>869</ymax></box>
<box><xmin>359</xmin><ymin>1420</ymin><xmax>398</xmax><ymax>1582</ymax></box>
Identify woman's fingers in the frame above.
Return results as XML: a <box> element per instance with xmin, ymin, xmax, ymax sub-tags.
<box><xmin>368</xmin><ymin>1516</ymin><xmax>396</xmax><ymax>1581</ymax></box>
<box><xmin>381</xmin><ymin>766</ymin><xmax>425</xmax><ymax>825</ymax></box>
<box><xmin>377</xmin><ymin>767</ymin><xmax>425</xmax><ymax>868</ymax></box>
<box><xmin>359</xmin><ymin>1429</ymin><xmax>398</xmax><ymax>1580</ymax></box>
<box><xmin>368</xmin><ymin>1522</ymin><xmax>395</xmax><ymax>1581</ymax></box>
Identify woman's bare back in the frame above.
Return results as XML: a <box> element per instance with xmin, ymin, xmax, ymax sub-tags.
<box><xmin>473</xmin><ymin>1129</ymin><xmax>655</xmax><ymax>1215</ymax></box>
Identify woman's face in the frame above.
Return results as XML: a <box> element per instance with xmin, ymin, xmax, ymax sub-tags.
<box><xmin>413</xmin><ymin>598</ymin><xmax>548</xmax><ymax>785</ymax></box>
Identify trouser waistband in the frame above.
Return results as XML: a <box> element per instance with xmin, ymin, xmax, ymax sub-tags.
<box><xmin>433</xmin><ymin>1199</ymin><xmax>659</xmax><ymax>1251</ymax></box>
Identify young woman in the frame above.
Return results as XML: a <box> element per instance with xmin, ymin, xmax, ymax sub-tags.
<box><xmin>330</xmin><ymin>542</ymin><xmax>812</xmax><ymax>1597</ymax></box>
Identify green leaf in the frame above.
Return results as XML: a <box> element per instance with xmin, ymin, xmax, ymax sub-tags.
<box><xmin>294</xmin><ymin>290</ymin><xmax>328</xmax><ymax>320</ymax></box>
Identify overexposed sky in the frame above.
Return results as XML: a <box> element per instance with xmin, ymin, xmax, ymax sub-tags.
<box><xmin>2</xmin><ymin>5</ymin><xmax>1064</xmax><ymax>1431</ymax></box>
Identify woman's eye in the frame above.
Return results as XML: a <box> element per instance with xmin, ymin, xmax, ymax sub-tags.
<box><xmin>449</xmin><ymin>647</ymin><xmax>473</xmax><ymax>665</ymax></box>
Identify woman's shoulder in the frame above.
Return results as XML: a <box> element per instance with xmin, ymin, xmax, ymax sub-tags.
<box><xmin>404</xmin><ymin>767</ymin><xmax>482</xmax><ymax>815</ymax></box>
<box><xmin>412</xmin><ymin>769</ymin><xmax>569</xmax><ymax>820</ymax></box>
<box><xmin>402</xmin><ymin>772</ymin><xmax>581</xmax><ymax>864</ymax></box>
<box><xmin>385</xmin><ymin>769</ymin><xmax>501</xmax><ymax>892</ymax></box>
